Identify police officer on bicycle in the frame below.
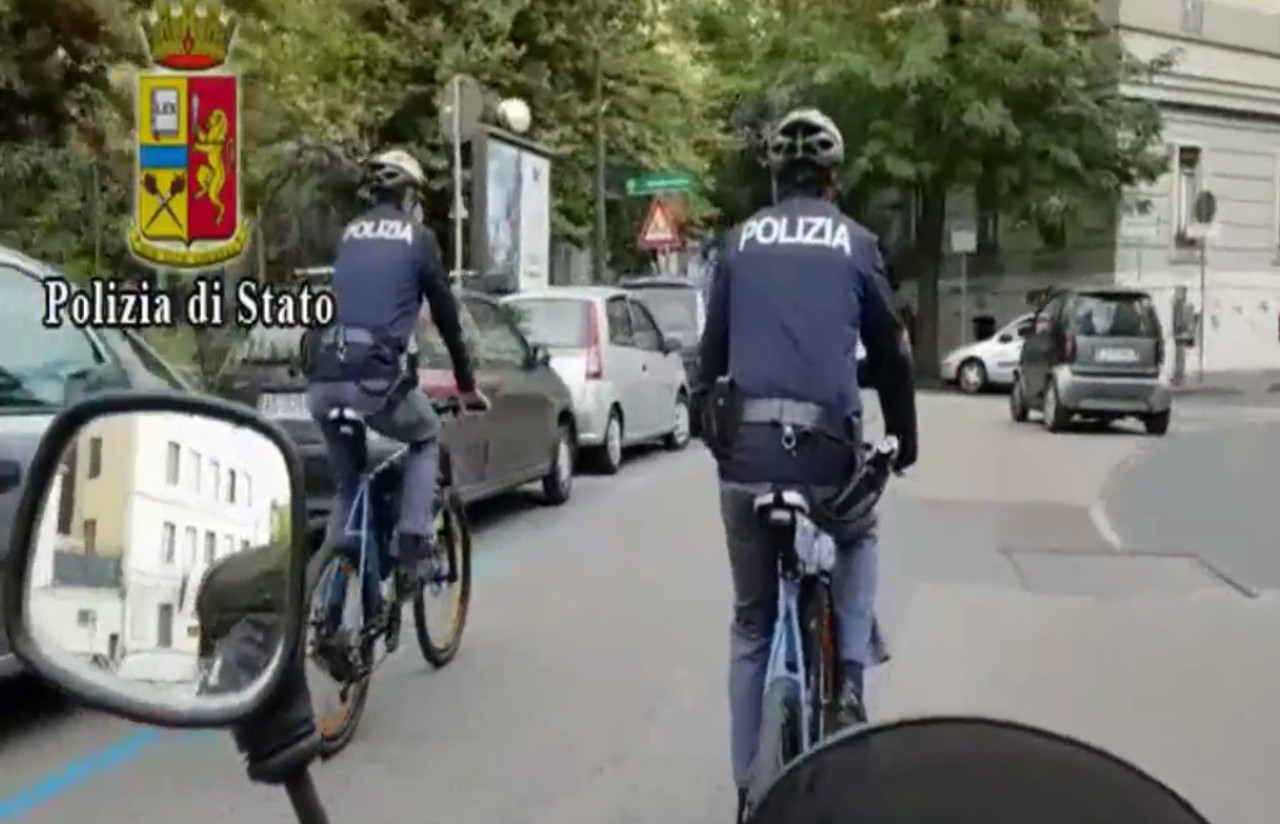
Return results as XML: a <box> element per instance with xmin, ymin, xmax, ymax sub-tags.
<box><xmin>305</xmin><ymin>149</ymin><xmax>487</xmax><ymax>645</ymax></box>
<box><xmin>695</xmin><ymin>108</ymin><xmax>918</xmax><ymax>823</ymax></box>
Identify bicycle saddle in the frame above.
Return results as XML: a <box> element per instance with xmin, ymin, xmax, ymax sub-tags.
<box><xmin>324</xmin><ymin>407</ymin><xmax>365</xmax><ymax>438</ymax></box>
<box><xmin>753</xmin><ymin>488</ymin><xmax>810</xmax><ymax>526</ymax></box>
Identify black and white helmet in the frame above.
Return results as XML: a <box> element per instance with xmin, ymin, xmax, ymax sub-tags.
<box><xmin>766</xmin><ymin>108</ymin><xmax>845</xmax><ymax>171</ymax></box>
<box><xmin>367</xmin><ymin>148</ymin><xmax>426</xmax><ymax>192</ymax></box>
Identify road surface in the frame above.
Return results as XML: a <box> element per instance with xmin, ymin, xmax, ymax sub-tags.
<box><xmin>1</xmin><ymin>394</ymin><xmax>1277</xmax><ymax>824</ymax></box>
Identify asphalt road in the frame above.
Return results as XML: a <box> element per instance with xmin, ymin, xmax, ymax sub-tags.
<box><xmin>0</xmin><ymin>394</ymin><xmax>1277</xmax><ymax>824</ymax></box>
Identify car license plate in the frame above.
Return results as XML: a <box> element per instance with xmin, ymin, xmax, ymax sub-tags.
<box><xmin>258</xmin><ymin>392</ymin><xmax>308</xmax><ymax>419</ymax></box>
<box><xmin>1096</xmin><ymin>347</ymin><xmax>1139</xmax><ymax>363</ymax></box>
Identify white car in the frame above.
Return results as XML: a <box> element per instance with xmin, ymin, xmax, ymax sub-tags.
<box><xmin>940</xmin><ymin>313</ymin><xmax>1034</xmax><ymax>393</ymax></box>
<box><xmin>502</xmin><ymin>286</ymin><xmax>691</xmax><ymax>474</ymax></box>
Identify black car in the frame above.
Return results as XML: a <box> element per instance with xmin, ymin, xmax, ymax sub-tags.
<box><xmin>237</xmin><ymin>286</ymin><xmax>578</xmax><ymax>546</ymax></box>
<box><xmin>618</xmin><ymin>276</ymin><xmax>705</xmax><ymax>386</ymax></box>
<box><xmin>0</xmin><ymin>247</ymin><xmax>194</xmax><ymax>680</ymax></box>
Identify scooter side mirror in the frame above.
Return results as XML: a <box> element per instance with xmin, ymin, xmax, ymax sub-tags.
<box><xmin>1</xmin><ymin>391</ymin><xmax>309</xmax><ymax>729</ymax></box>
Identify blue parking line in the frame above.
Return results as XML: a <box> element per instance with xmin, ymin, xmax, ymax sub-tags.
<box><xmin>0</xmin><ymin>546</ymin><xmax>507</xmax><ymax>818</ymax></box>
<box><xmin>0</xmin><ymin>729</ymin><xmax>160</xmax><ymax>818</ymax></box>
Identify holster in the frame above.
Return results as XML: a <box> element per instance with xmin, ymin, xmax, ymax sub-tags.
<box><xmin>700</xmin><ymin>377</ymin><xmax>743</xmax><ymax>458</ymax></box>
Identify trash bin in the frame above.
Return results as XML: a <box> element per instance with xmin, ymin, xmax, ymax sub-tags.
<box><xmin>972</xmin><ymin>315</ymin><xmax>996</xmax><ymax>341</ymax></box>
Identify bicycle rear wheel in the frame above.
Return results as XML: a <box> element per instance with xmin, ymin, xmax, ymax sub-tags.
<box><xmin>413</xmin><ymin>489</ymin><xmax>472</xmax><ymax>667</ymax></box>
<box><xmin>304</xmin><ymin>541</ymin><xmax>372</xmax><ymax>759</ymax></box>
<box><xmin>800</xmin><ymin>579</ymin><xmax>842</xmax><ymax>741</ymax></box>
<box><xmin>746</xmin><ymin>678</ymin><xmax>803</xmax><ymax>809</ymax></box>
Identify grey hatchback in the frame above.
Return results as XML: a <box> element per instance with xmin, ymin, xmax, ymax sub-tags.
<box><xmin>1010</xmin><ymin>287</ymin><xmax>1172</xmax><ymax>435</ymax></box>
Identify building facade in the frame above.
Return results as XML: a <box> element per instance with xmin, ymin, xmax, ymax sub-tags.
<box><xmin>896</xmin><ymin>0</ymin><xmax>1280</xmax><ymax>375</ymax></box>
<box><xmin>29</xmin><ymin>412</ymin><xmax>289</xmax><ymax>678</ymax></box>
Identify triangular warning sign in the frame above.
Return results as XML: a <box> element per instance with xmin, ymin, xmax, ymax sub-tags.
<box><xmin>637</xmin><ymin>199</ymin><xmax>681</xmax><ymax>250</ymax></box>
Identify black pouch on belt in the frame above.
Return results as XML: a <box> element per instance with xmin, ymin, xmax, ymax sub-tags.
<box><xmin>707</xmin><ymin>376</ymin><xmax>743</xmax><ymax>457</ymax></box>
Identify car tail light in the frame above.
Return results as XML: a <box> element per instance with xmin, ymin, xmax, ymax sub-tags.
<box><xmin>585</xmin><ymin>302</ymin><xmax>603</xmax><ymax>380</ymax></box>
<box><xmin>1063</xmin><ymin>333</ymin><xmax>1077</xmax><ymax>362</ymax></box>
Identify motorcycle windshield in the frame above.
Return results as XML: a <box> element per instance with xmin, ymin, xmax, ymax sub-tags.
<box><xmin>752</xmin><ymin>716</ymin><xmax>1211</xmax><ymax>824</ymax></box>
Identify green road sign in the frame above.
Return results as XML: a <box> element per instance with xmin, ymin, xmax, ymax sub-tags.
<box><xmin>626</xmin><ymin>171</ymin><xmax>695</xmax><ymax>197</ymax></box>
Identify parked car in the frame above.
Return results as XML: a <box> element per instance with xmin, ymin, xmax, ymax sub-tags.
<box><xmin>617</xmin><ymin>275</ymin><xmax>705</xmax><ymax>386</ymax></box>
<box><xmin>1010</xmin><ymin>287</ymin><xmax>1171</xmax><ymax>435</ymax></box>
<box><xmin>250</xmin><ymin>289</ymin><xmax>578</xmax><ymax>544</ymax></box>
<box><xmin>0</xmin><ymin>246</ymin><xmax>194</xmax><ymax>681</ymax></box>
<box><xmin>502</xmin><ymin>286</ymin><xmax>691</xmax><ymax>474</ymax></box>
<box><xmin>941</xmin><ymin>313</ymin><xmax>1035</xmax><ymax>394</ymax></box>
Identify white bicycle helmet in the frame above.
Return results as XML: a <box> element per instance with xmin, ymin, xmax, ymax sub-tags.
<box><xmin>367</xmin><ymin>148</ymin><xmax>426</xmax><ymax>191</ymax></box>
<box><xmin>766</xmin><ymin>108</ymin><xmax>845</xmax><ymax>171</ymax></box>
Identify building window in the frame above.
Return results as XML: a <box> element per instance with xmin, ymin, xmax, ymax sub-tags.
<box><xmin>183</xmin><ymin>526</ymin><xmax>197</xmax><ymax>566</ymax></box>
<box><xmin>224</xmin><ymin>534</ymin><xmax>235</xmax><ymax>557</ymax></box>
<box><xmin>1180</xmin><ymin>0</ymin><xmax>1202</xmax><ymax>34</ymax></box>
<box><xmin>240</xmin><ymin>539</ymin><xmax>249</xmax><ymax>552</ymax></box>
<box><xmin>88</xmin><ymin>437</ymin><xmax>102</xmax><ymax>479</ymax></box>
<box><xmin>161</xmin><ymin>521</ymin><xmax>176</xmax><ymax>564</ymax></box>
<box><xmin>227</xmin><ymin>469</ymin><xmax>238</xmax><ymax>504</ymax></box>
<box><xmin>157</xmin><ymin>603</ymin><xmax>174</xmax><ymax>648</ymax></box>
<box><xmin>244</xmin><ymin>474</ymin><xmax>252</xmax><ymax>507</ymax></box>
<box><xmin>204</xmin><ymin>530</ymin><xmax>217</xmax><ymax>563</ymax></box>
<box><xmin>210</xmin><ymin>459</ymin><xmax>221</xmax><ymax>500</ymax></box>
<box><xmin>1173</xmin><ymin>145</ymin><xmax>1203</xmax><ymax>248</ymax></box>
<box><xmin>76</xmin><ymin>608</ymin><xmax>96</xmax><ymax>627</ymax></box>
<box><xmin>83</xmin><ymin>518</ymin><xmax>97</xmax><ymax>555</ymax></box>
<box><xmin>189</xmin><ymin>449</ymin><xmax>201</xmax><ymax>493</ymax></box>
<box><xmin>165</xmin><ymin>441</ymin><xmax>180</xmax><ymax>485</ymax></box>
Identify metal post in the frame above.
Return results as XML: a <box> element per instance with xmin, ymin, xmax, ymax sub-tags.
<box><xmin>959</xmin><ymin>252</ymin><xmax>969</xmax><ymax>344</ymax></box>
<box><xmin>1197</xmin><ymin>239</ymin><xmax>1207</xmax><ymax>382</ymax></box>
<box><xmin>591</xmin><ymin>0</ymin><xmax>607</xmax><ymax>283</ymax></box>
<box><xmin>451</xmin><ymin>76</ymin><xmax>464</xmax><ymax>278</ymax></box>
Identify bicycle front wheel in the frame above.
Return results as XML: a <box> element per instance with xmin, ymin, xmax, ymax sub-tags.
<box><xmin>413</xmin><ymin>489</ymin><xmax>473</xmax><ymax>667</ymax></box>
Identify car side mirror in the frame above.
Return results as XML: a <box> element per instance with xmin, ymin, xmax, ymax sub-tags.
<box><xmin>1</xmin><ymin>391</ymin><xmax>308</xmax><ymax>729</ymax></box>
<box><xmin>530</xmin><ymin>344</ymin><xmax>551</xmax><ymax>367</ymax></box>
<box><xmin>662</xmin><ymin>335</ymin><xmax>684</xmax><ymax>354</ymax></box>
<box><xmin>997</xmin><ymin>333</ymin><xmax>1013</xmax><ymax>343</ymax></box>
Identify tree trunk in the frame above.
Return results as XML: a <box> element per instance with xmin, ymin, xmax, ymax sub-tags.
<box><xmin>913</xmin><ymin>177</ymin><xmax>947</xmax><ymax>378</ymax></box>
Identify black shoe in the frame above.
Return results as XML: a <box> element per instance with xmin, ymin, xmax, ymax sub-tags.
<box><xmin>395</xmin><ymin>533</ymin><xmax>434</xmax><ymax>602</ymax></box>
<box><xmin>838</xmin><ymin>677</ymin><xmax>868</xmax><ymax>727</ymax></box>
<box><xmin>736</xmin><ymin>787</ymin><xmax>748</xmax><ymax>824</ymax></box>
<box><xmin>383</xmin><ymin>601</ymin><xmax>402</xmax><ymax>653</ymax></box>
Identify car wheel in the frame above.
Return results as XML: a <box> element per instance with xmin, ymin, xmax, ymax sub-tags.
<box><xmin>664</xmin><ymin>392</ymin><xmax>691</xmax><ymax>451</ymax></box>
<box><xmin>1009</xmin><ymin>378</ymin><xmax>1029</xmax><ymax>422</ymax></box>
<box><xmin>1144</xmin><ymin>410</ymin><xmax>1171</xmax><ymax>436</ymax></box>
<box><xmin>1042</xmin><ymin>379</ymin><xmax>1070</xmax><ymax>433</ymax></box>
<box><xmin>587</xmin><ymin>408</ymin><xmax>624</xmax><ymax>475</ymax></box>
<box><xmin>540</xmin><ymin>421</ymin><xmax>575</xmax><ymax>505</ymax></box>
<box><xmin>957</xmin><ymin>358</ymin><xmax>988</xmax><ymax>394</ymax></box>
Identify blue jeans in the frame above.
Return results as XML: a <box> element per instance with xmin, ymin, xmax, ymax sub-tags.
<box><xmin>720</xmin><ymin>482</ymin><xmax>889</xmax><ymax>788</ymax></box>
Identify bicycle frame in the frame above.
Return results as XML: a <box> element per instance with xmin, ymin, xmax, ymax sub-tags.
<box><xmin>322</xmin><ymin>445</ymin><xmax>408</xmax><ymax>628</ymax></box>
<box><xmin>764</xmin><ymin>572</ymin><xmax>814</xmax><ymax>754</ymax></box>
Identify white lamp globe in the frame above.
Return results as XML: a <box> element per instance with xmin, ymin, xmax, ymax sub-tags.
<box><xmin>497</xmin><ymin>98</ymin><xmax>532</xmax><ymax>134</ymax></box>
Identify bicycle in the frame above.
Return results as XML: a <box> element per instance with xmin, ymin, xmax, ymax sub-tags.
<box><xmin>303</xmin><ymin>395</ymin><xmax>476</xmax><ymax>758</ymax></box>
<box><xmin>744</xmin><ymin>436</ymin><xmax>899</xmax><ymax>809</ymax></box>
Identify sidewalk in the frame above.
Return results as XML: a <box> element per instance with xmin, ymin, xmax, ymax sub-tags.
<box><xmin>1169</xmin><ymin>370</ymin><xmax>1280</xmax><ymax>404</ymax></box>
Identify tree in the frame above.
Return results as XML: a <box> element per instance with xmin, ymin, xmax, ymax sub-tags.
<box><xmin>686</xmin><ymin>0</ymin><xmax>1170</xmax><ymax>374</ymax></box>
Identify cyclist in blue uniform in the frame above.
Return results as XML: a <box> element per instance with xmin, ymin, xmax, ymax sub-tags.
<box><xmin>305</xmin><ymin>149</ymin><xmax>487</xmax><ymax>643</ymax></box>
<box><xmin>695</xmin><ymin>109</ymin><xmax>918</xmax><ymax>823</ymax></box>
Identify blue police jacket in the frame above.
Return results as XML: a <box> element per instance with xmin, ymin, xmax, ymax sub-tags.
<box><xmin>698</xmin><ymin>196</ymin><xmax>904</xmax><ymax>485</ymax></box>
<box><xmin>328</xmin><ymin>203</ymin><xmax>475</xmax><ymax>390</ymax></box>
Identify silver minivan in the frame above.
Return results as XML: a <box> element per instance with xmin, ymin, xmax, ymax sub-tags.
<box><xmin>503</xmin><ymin>287</ymin><xmax>691</xmax><ymax>474</ymax></box>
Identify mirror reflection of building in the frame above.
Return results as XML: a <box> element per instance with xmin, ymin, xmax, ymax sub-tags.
<box><xmin>29</xmin><ymin>412</ymin><xmax>290</xmax><ymax>686</ymax></box>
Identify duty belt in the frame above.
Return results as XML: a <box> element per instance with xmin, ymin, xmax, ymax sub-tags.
<box><xmin>739</xmin><ymin>397</ymin><xmax>853</xmax><ymax>442</ymax></box>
